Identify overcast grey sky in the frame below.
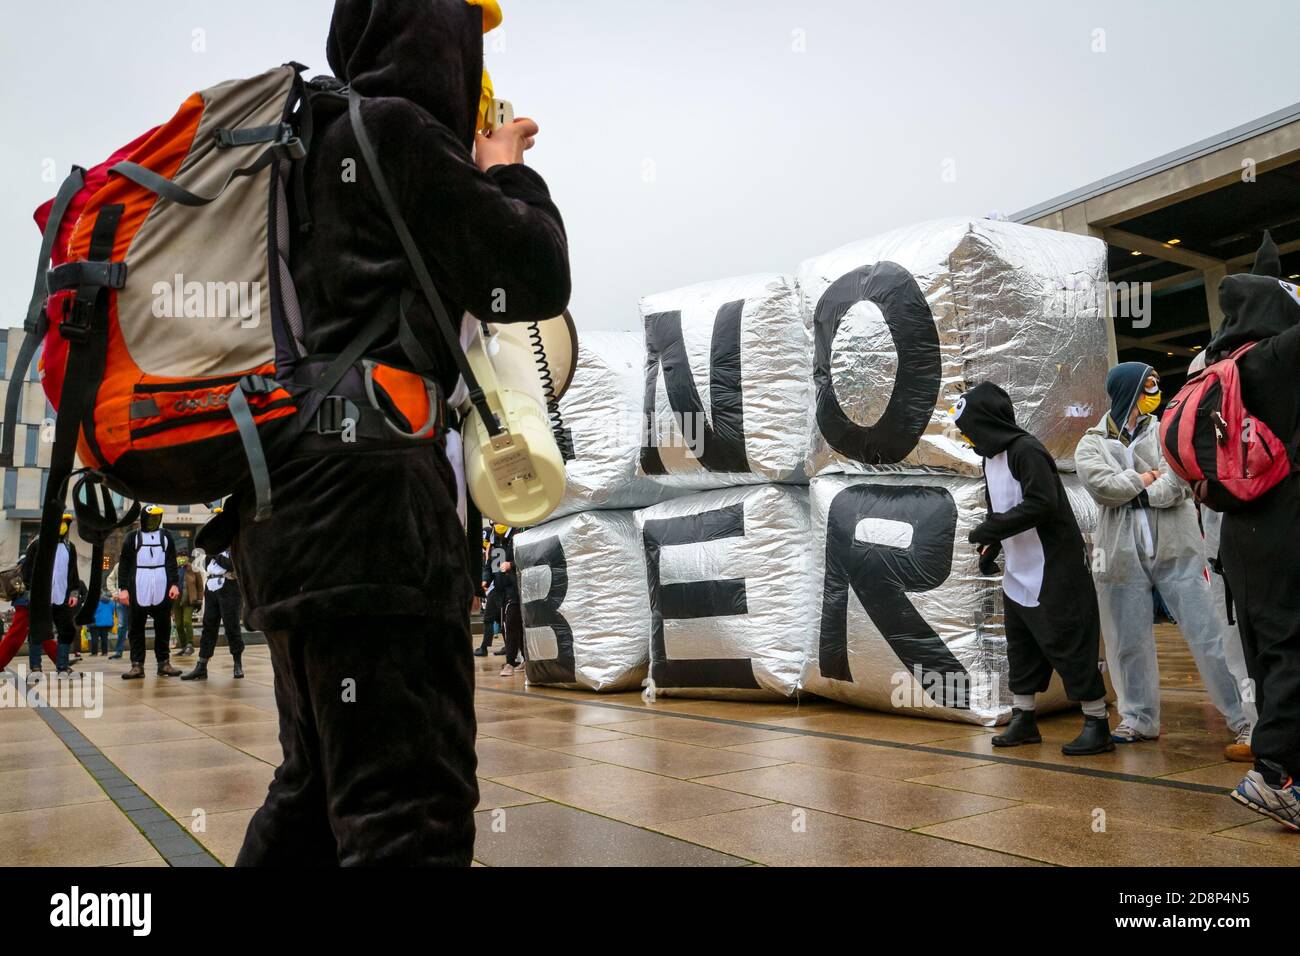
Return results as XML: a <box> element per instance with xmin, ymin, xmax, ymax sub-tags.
<box><xmin>2</xmin><ymin>0</ymin><xmax>1296</xmax><ymax>333</ymax></box>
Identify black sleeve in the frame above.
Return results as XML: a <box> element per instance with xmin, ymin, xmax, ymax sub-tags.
<box><xmin>66</xmin><ymin>542</ymin><xmax>84</xmax><ymax>598</ymax></box>
<box><xmin>373</xmin><ymin>102</ymin><xmax>572</xmax><ymax>325</ymax></box>
<box><xmin>164</xmin><ymin>533</ymin><xmax>179</xmax><ymax>590</ymax></box>
<box><xmin>117</xmin><ymin>533</ymin><xmax>136</xmax><ymax>596</ymax></box>
<box><xmin>211</xmin><ymin>552</ymin><xmax>234</xmax><ymax>572</ymax></box>
<box><xmin>970</xmin><ymin>442</ymin><xmax>1061</xmax><ymax>545</ymax></box>
<box><xmin>20</xmin><ymin>537</ymin><xmax>38</xmax><ymax>588</ymax></box>
<box><xmin>1260</xmin><ymin>320</ymin><xmax>1300</xmax><ymax>371</ymax></box>
<box><xmin>976</xmin><ymin>476</ymin><xmax>1002</xmax><ymax>569</ymax></box>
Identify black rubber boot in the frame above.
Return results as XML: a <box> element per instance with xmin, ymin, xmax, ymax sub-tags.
<box><xmin>232</xmin><ymin>655</ymin><xmax>244</xmax><ymax>679</ymax></box>
<box><xmin>1062</xmin><ymin>715</ymin><xmax>1115</xmax><ymax>756</ymax></box>
<box><xmin>992</xmin><ymin>708</ymin><xmax>1042</xmax><ymax>747</ymax></box>
<box><xmin>180</xmin><ymin>658</ymin><xmax>209</xmax><ymax>681</ymax></box>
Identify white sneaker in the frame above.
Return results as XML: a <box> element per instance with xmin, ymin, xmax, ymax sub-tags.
<box><xmin>1110</xmin><ymin>722</ymin><xmax>1157</xmax><ymax>743</ymax></box>
<box><xmin>1232</xmin><ymin>770</ymin><xmax>1300</xmax><ymax>831</ymax></box>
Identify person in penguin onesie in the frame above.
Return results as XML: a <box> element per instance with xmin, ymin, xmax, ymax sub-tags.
<box><xmin>1075</xmin><ymin>364</ymin><xmax>1249</xmax><ymax>750</ymax></box>
<box><xmin>181</xmin><ymin>535</ymin><xmax>245</xmax><ymax>681</ymax></box>
<box><xmin>475</xmin><ymin>523</ymin><xmax>512</xmax><ymax>657</ymax></box>
<box><xmin>0</xmin><ymin>512</ymin><xmax>84</xmax><ymax>677</ymax></box>
<box><xmin>117</xmin><ymin>505</ymin><xmax>181</xmax><ymax>680</ymax></box>
<box><xmin>195</xmin><ymin>0</ymin><xmax>570</xmax><ymax>866</ymax></box>
<box><xmin>952</xmin><ymin>382</ymin><xmax>1114</xmax><ymax>756</ymax></box>
<box><xmin>1202</xmin><ymin>233</ymin><xmax>1300</xmax><ymax>828</ymax></box>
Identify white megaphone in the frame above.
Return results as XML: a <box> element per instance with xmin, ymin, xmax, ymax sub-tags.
<box><xmin>458</xmin><ymin>311</ymin><xmax>578</xmax><ymax>527</ymax></box>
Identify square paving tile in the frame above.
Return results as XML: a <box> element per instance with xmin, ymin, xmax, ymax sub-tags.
<box><xmin>0</xmin><ymin>763</ymin><xmax>107</xmax><ymax>814</ymax></box>
<box><xmin>919</xmin><ymin>803</ymin><xmax>1298</xmax><ymax>866</ymax></box>
<box><xmin>697</xmin><ymin>762</ymin><xmax>1016</xmax><ymax>829</ymax></box>
<box><xmin>725</xmin><ymin>735</ymin><xmax>992</xmax><ymax>780</ymax></box>
<box><xmin>557</xmin><ymin>736</ymin><xmax>790</xmax><ymax>779</ymax></box>
<box><xmin>474</xmin><ymin>737</ymin><xmax>595</xmax><ymax>778</ymax></box>
<box><xmin>475</xmin><ymin>717</ymin><xmax>629</xmax><ymax>748</ymax></box>
<box><xmin>494</xmin><ymin>763</ymin><xmax>773</xmax><ymax>826</ymax></box>
<box><xmin>656</xmin><ymin>803</ymin><xmax>1046</xmax><ymax>866</ymax></box>
<box><xmin>472</xmin><ymin>801</ymin><xmax>748</xmax><ymax>867</ymax></box>
<box><xmin>599</xmin><ymin>715</ymin><xmax>795</xmax><ymax>748</ymax></box>
<box><xmin>476</xmin><ymin>778</ymin><xmax>548</xmax><ymax>811</ymax></box>
<box><xmin>0</xmin><ymin>801</ymin><xmax>159</xmax><ymax>866</ymax></box>
<box><xmin>909</xmin><ymin>764</ymin><xmax>1258</xmax><ymax>832</ymax></box>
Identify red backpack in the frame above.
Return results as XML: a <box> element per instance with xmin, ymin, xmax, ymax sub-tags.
<box><xmin>1159</xmin><ymin>343</ymin><xmax>1293</xmax><ymax>511</ymax></box>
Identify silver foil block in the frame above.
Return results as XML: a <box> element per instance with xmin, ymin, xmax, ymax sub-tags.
<box><xmin>800</xmin><ymin>473</ymin><xmax>1073</xmax><ymax>725</ymax></box>
<box><xmin>551</xmin><ymin>331</ymin><xmax>682</xmax><ymax>520</ymax></box>
<box><xmin>638</xmin><ymin>273</ymin><xmax>811</xmax><ymax>489</ymax></box>
<box><xmin>800</xmin><ymin>218</ymin><xmax>1109</xmax><ymax>477</ymax></box>
<box><xmin>634</xmin><ymin>483</ymin><xmax>812</xmax><ymax>700</ymax></box>
<box><xmin>515</xmin><ymin>509</ymin><xmax>651</xmax><ymax>692</ymax></box>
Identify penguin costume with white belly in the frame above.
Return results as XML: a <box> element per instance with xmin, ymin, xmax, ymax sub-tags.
<box><xmin>117</xmin><ymin>505</ymin><xmax>181</xmax><ymax>680</ymax></box>
<box><xmin>952</xmin><ymin>382</ymin><xmax>1114</xmax><ymax>756</ymax></box>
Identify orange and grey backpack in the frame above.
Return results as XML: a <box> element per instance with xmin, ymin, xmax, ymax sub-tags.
<box><xmin>4</xmin><ymin>64</ymin><xmax>502</xmax><ymax>642</ymax></box>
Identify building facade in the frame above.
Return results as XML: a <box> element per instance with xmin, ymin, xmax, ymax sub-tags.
<box><xmin>0</xmin><ymin>327</ymin><xmax>219</xmax><ymax>585</ymax></box>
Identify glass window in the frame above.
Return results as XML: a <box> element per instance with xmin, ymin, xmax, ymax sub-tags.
<box><xmin>3</xmin><ymin>470</ymin><xmax>16</xmax><ymax>510</ymax></box>
<box><xmin>18</xmin><ymin>520</ymin><xmax>40</xmax><ymax>553</ymax></box>
<box><xmin>0</xmin><ymin>336</ymin><xmax>9</xmax><ymax>376</ymax></box>
<box><xmin>24</xmin><ymin>425</ymin><xmax>38</xmax><ymax>467</ymax></box>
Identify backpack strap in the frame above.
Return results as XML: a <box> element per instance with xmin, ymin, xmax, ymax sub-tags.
<box><xmin>345</xmin><ymin>88</ymin><xmax>501</xmax><ymax>438</ymax></box>
<box><xmin>0</xmin><ymin>167</ymin><xmax>85</xmax><ymax>469</ymax></box>
<box><xmin>27</xmin><ymin>205</ymin><xmax>123</xmax><ymax>645</ymax></box>
<box><xmin>110</xmin><ymin>137</ymin><xmax>303</xmax><ymax>208</ymax></box>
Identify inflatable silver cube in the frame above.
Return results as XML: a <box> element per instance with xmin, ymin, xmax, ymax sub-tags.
<box><xmin>639</xmin><ymin>273</ymin><xmax>810</xmax><ymax>489</ymax></box>
<box><xmin>801</xmin><ymin>472</ymin><xmax>1074</xmax><ymax>725</ymax></box>
<box><xmin>634</xmin><ymin>483</ymin><xmax>812</xmax><ymax>699</ymax></box>
<box><xmin>800</xmin><ymin>218</ymin><xmax>1109</xmax><ymax>477</ymax></box>
<box><xmin>514</xmin><ymin>509</ymin><xmax>651</xmax><ymax>692</ymax></box>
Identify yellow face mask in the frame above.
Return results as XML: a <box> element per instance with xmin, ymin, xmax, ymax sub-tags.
<box><xmin>1137</xmin><ymin>376</ymin><xmax>1162</xmax><ymax>416</ymax></box>
<box><xmin>494</xmin><ymin>523</ymin><xmax>508</xmax><ymax>536</ymax></box>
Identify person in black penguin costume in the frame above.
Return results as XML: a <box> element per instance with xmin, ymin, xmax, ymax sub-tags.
<box><xmin>952</xmin><ymin>382</ymin><xmax>1114</xmax><ymax>756</ymax></box>
<box><xmin>117</xmin><ymin>505</ymin><xmax>181</xmax><ymax>680</ymax></box>
<box><xmin>476</xmin><ymin>523</ymin><xmax>514</xmax><ymax>658</ymax></box>
<box><xmin>20</xmin><ymin>513</ymin><xmax>85</xmax><ymax>677</ymax></box>
<box><xmin>203</xmin><ymin>0</ymin><xmax>570</xmax><ymax>866</ymax></box>
<box><xmin>1206</xmin><ymin>233</ymin><xmax>1300</xmax><ymax>829</ymax></box>
<box><xmin>181</xmin><ymin>544</ymin><xmax>245</xmax><ymax>682</ymax></box>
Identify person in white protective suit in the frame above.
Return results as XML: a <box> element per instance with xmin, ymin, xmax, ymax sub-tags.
<box><xmin>1075</xmin><ymin>362</ymin><xmax>1251</xmax><ymax>752</ymax></box>
<box><xmin>1186</xmin><ymin>349</ymin><xmax>1257</xmax><ymax>763</ymax></box>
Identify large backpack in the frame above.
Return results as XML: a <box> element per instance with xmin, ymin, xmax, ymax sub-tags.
<box><xmin>1159</xmin><ymin>342</ymin><xmax>1293</xmax><ymax>511</ymax></box>
<box><xmin>3</xmin><ymin>64</ymin><xmax>500</xmax><ymax>642</ymax></box>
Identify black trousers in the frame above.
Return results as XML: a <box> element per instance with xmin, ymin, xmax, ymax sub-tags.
<box><xmin>199</xmin><ymin>582</ymin><xmax>244</xmax><ymax>661</ymax></box>
<box><xmin>1222</xmin><ymin>487</ymin><xmax>1300</xmax><ymax>778</ymax></box>
<box><xmin>236</xmin><ymin>615</ymin><xmax>478</xmax><ymax>866</ymax></box>
<box><xmin>51</xmin><ymin>602</ymin><xmax>78</xmax><ymax>645</ymax></box>
<box><xmin>129</xmin><ymin>599</ymin><xmax>172</xmax><ymax>665</ymax></box>
<box><xmin>1004</xmin><ymin>594</ymin><xmax>1106</xmax><ymax>702</ymax></box>
<box><xmin>503</xmin><ymin>598</ymin><xmax>524</xmax><ymax>665</ymax></box>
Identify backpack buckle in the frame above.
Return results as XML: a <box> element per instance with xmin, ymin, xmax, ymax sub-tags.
<box><xmin>58</xmin><ymin>296</ymin><xmax>95</xmax><ymax>343</ymax></box>
<box><xmin>239</xmin><ymin>374</ymin><xmax>278</xmax><ymax>396</ymax></box>
<box><xmin>315</xmin><ymin>395</ymin><xmax>359</xmax><ymax>435</ymax></box>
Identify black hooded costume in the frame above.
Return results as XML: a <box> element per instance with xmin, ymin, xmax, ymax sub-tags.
<box><xmin>230</xmin><ymin>0</ymin><xmax>571</xmax><ymax>866</ymax></box>
<box><xmin>956</xmin><ymin>382</ymin><xmax>1106</xmax><ymax>703</ymax></box>
<box><xmin>1209</xmin><ymin>233</ymin><xmax>1300</xmax><ymax>781</ymax></box>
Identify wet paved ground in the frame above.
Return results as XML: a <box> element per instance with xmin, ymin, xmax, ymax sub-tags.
<box><xmin>1</xmin><ymin>625</ymin><xmax>1295</xmax><ymax>866</ymax></box>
